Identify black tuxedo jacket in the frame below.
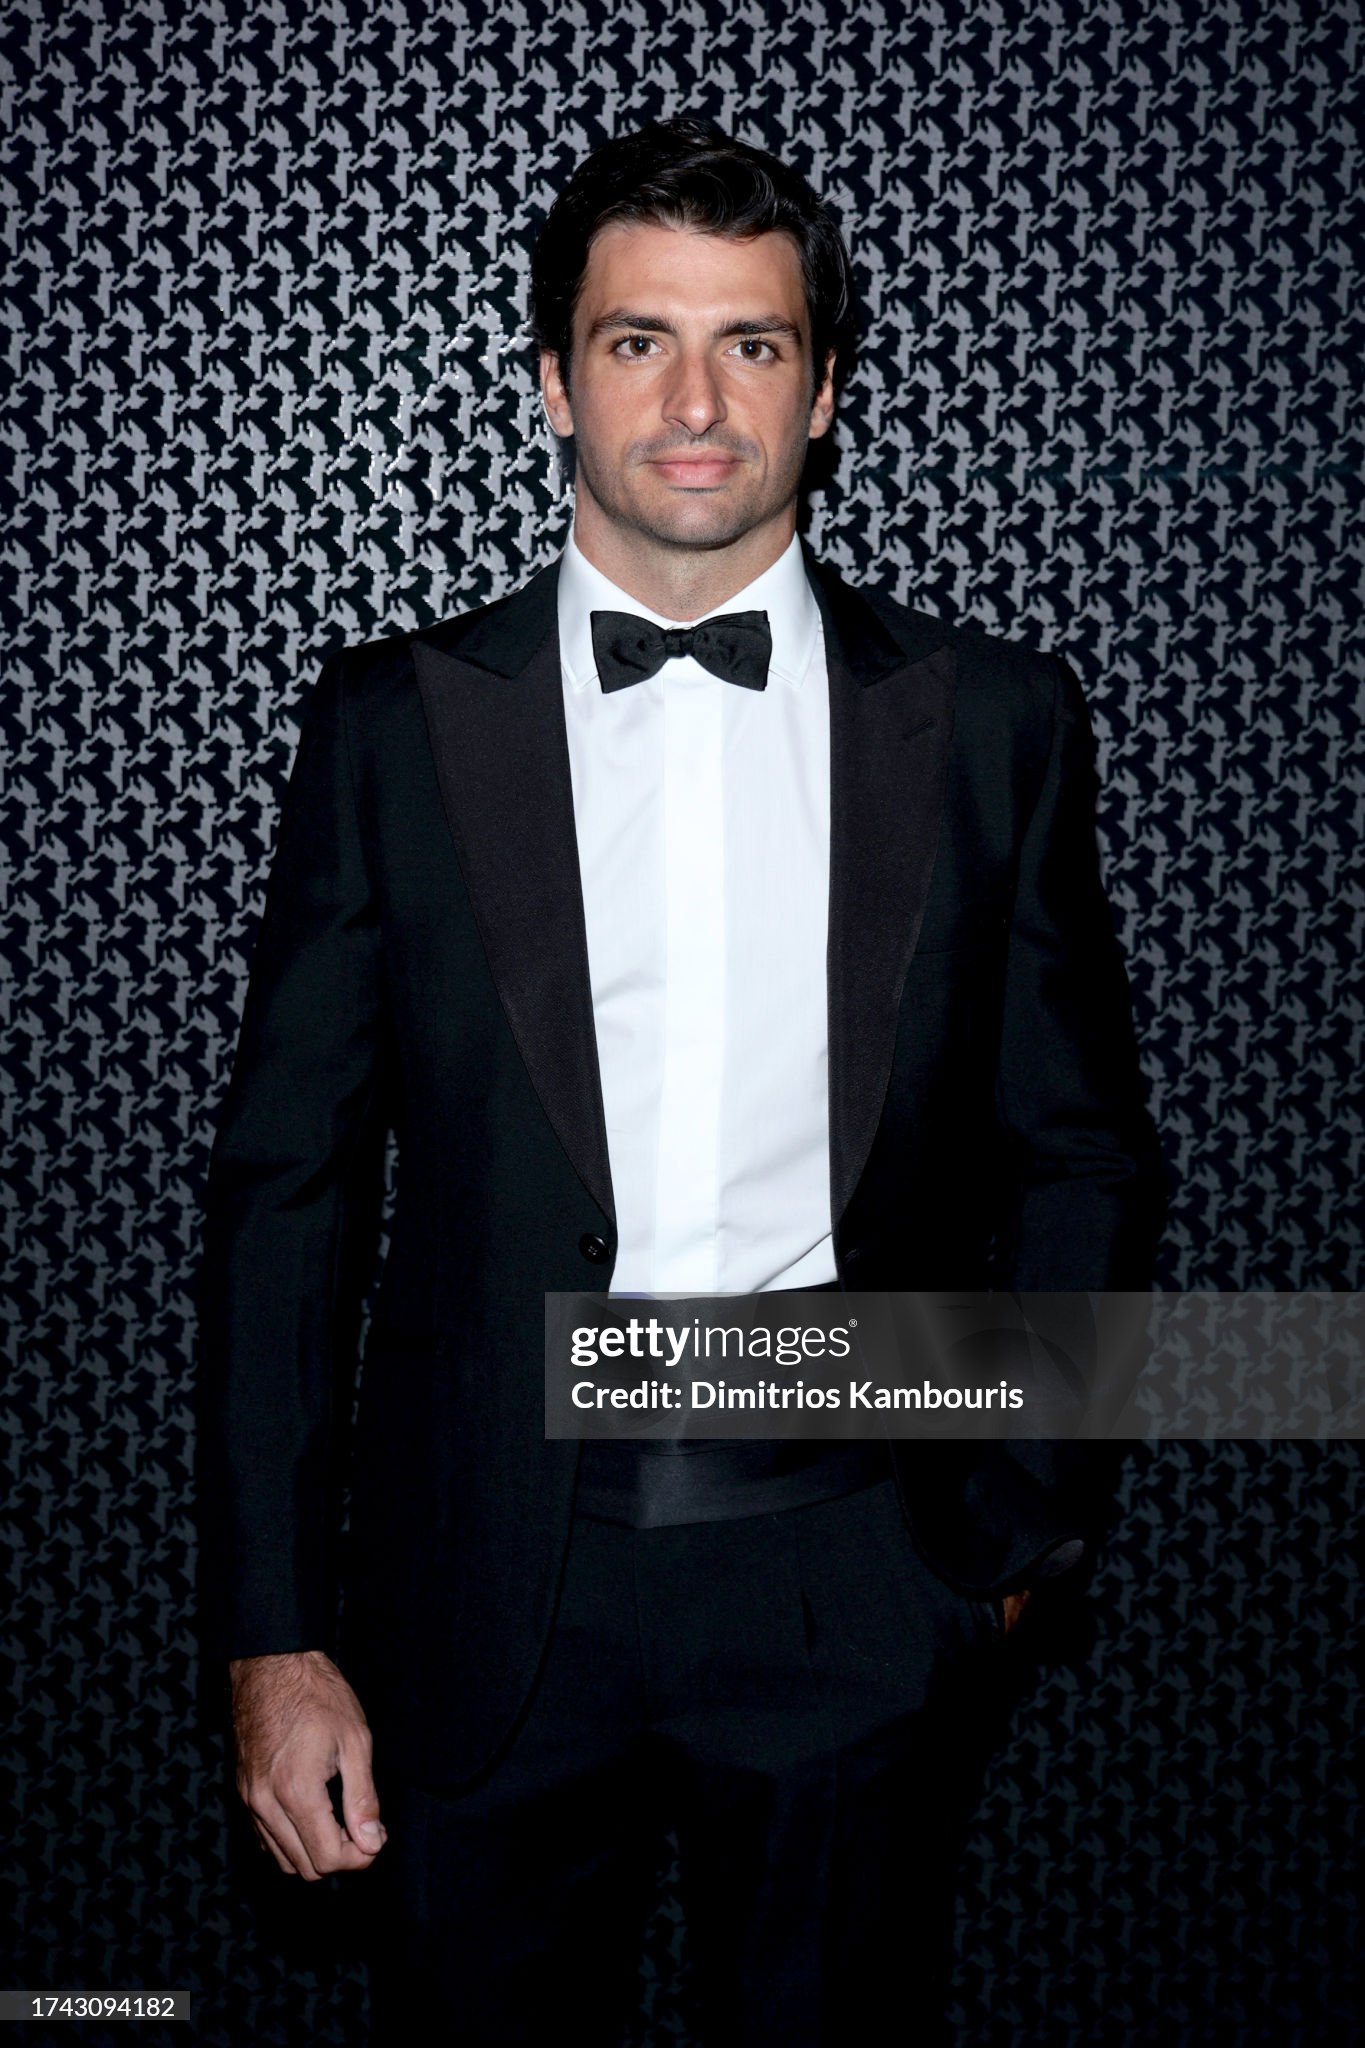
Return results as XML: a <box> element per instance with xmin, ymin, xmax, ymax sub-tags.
<box><xmin>194</xmin><ymin>543</ymin><xmax>1167</xmax><ymax>1788</ymax></box>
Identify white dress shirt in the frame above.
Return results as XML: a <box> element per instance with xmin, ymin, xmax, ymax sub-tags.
<box><xmin>557</xmin><ymin>529</ymin><xmax>837</xmax><ymax>1297</ymax></box>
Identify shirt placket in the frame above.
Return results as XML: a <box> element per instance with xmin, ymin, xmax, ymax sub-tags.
<box><xmin>651</xmin><ymin>656</ymin><xmax>726</xmax><ymax>1292</ymax></box>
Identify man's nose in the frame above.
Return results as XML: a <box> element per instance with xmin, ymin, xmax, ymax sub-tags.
<box><xmin>660</xmin><ymin>351</ymin><xmax>727</xmax><ymax>436</ymax></box>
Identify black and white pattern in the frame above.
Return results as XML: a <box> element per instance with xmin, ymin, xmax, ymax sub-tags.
<box><xmin>3</xmin><ymin>1</ymin><xmax>1360</xmax><ymax>2041</ymax></box>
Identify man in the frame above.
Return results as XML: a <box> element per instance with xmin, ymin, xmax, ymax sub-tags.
<box><xmin>195</xmin><ymin>117</ymin><xmax>1166</xmax><ymax>2044</ymax></box>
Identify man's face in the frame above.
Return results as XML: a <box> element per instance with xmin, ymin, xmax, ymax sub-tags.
<box><xmin>540</xmin><ymin>220</ymin><xmax>835</xmax><ymax>554</ymax></box>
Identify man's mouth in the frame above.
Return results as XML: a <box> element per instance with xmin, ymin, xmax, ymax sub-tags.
<box><xmin>649</xmin><ymin>456</ymin><xmax>740</xmax><ymax>487</ymax></box>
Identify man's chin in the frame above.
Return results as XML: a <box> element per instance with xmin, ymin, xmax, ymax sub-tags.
<box><xmin>617</xmin><ymin>496</ymin><xmax>769</xmax><ymax>552</ymax></box>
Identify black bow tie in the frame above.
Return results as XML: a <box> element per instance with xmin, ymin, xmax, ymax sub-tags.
<box><xmin>590</xmin><ymin>609</ymin><xmax>772</xmax><ymax>694</ymax></box>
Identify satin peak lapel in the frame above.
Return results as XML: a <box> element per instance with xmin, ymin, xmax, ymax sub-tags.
<box><xmin>804</xmin><ymin>548</ymin><xmax>957</xmax><ymax>1227</ymax></box>
<box><xmin>411</xmin><ymin>559</ymin><xmax>616</xmax><ymax>1225</ymax></box>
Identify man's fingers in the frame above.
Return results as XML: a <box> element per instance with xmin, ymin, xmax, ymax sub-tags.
<box><xmin>338</xmin><ymin>1733</ymin><xmax>386</xmax><ymax>1856</ymax></box>
<box><xmin>253</xmin><ymin>1788</ymin><xmax>329</xmax><ymax>1879</ymax></box>
<box><xmin>247</xmin><ymin>1787</ymin><xmax>374</xmax><ymax>1879</ymax></box>
<box><xmin>278</xmin><ymin>1779</ymin><xmax>376</xmax><ymax>1877</ymax></box>
<box><xmin>238</xmin><ymin>1771</ymin><xmax>296</xmax><ymax>1873</ymax></box>
<box><xmin>249</xmin><ymin>1803</ymin><xmax>304</xmax><ymax>1877</ymax></box>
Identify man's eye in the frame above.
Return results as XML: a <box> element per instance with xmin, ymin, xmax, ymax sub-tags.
<box><xmin>615</xmin><ymin>334</ymin><xmax>658</xmax><ymax>357</ymax></box>
<box><xmin>732</xmin><ymin>337</ymin><xmax>777</xmax><ymax>361</ymax></box>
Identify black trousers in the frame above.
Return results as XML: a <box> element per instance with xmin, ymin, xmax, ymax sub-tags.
<box><xmin>365</xmin><ymin>1476</ymin><xmax>1015</xmax><ymax>2046</ymax></box>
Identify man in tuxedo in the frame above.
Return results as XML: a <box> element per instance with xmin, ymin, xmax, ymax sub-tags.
<box><xmin>196</xmin><ymin>117</ymin><xmax>1166</xmax><ymax>2044</ymax></box>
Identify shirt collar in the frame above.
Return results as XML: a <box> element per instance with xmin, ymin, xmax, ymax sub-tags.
<box><xmin>557</xmin><ymin>528</ymin><xmax>820</xmax><ymax>694</ymax></box>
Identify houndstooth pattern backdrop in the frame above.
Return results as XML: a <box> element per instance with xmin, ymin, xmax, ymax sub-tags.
<box><xmin>3</xmin><ymin>0</ymin><xmax>1361</xmax><ymax>2042</ymax></box>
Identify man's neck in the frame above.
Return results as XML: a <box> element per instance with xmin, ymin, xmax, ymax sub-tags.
<box><xmin>570</xmin><ymin>507</ymin><xmax>797</xmax><ymax>622</ymax></box>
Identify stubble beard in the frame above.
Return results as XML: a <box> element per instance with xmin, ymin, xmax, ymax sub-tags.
<box><xmin>572</xmin><ymin>430</ymin><xmax>809</xmax><ymax>556</ymax></box>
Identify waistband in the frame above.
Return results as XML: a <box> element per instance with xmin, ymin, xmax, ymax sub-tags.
<box><xmin>573</xmin><ymin>1435</ymin><xmax>891</xmax><ymax>1529</ymax></box>
<box><xmin>571</xmin><ymin>1275</ymin><xmax>883</xmax><ymax>1527</ymax></box>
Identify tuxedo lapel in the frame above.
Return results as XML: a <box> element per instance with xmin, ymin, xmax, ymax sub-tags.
<box><xmin>411</xmin><ymin>560</ymin><xmax>616</xmax><ymax>1225</ymax></box>
<box><xmin>804</xmin><ymin>547</ymin><xmax>956</xmax><ymax>1227</ymax></box>
<box><xmin>410</xmin><ymin>546</ymin><xmax>956</xmax><ymax>1249</ymax></box>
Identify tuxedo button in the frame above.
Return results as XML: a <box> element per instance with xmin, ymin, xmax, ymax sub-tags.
<box><xmin>579</xmin><ymin>1233</ymin><xmax>611</xmax><ymax>1264</ymax></box>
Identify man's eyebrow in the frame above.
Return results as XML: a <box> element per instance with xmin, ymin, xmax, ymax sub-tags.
<box><xmin>587</xmin><ymin>310</ymin><xmax>804</xmax><ymax>344</ymax></box>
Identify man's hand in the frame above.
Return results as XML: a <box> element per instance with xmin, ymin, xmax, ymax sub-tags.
<box><xmin>229</xmin><ymin>1649</ymin><xmax>386</xmax><ymax>1878</ymax></box>
<box><xmin>1001</xmin><ymin>1589</ymin><xmax>1032</xmax><ymax>1635</ymax></box>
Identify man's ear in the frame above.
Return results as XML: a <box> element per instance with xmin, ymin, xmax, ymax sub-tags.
<box><xmin>809</xmin><ymin>349</ymin><xmax>836</xmax><ymax>440</ymax></box>
<box><xmin>540</xmin><ymin>348</ymin><xmax>574</xmax><ymax>438</ymax></box>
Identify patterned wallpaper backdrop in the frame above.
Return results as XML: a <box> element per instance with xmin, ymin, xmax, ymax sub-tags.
<box><xmin>3</xmin><ymin>0</ymin><xmax>1361</xmax><ymax>2043</ymax></box>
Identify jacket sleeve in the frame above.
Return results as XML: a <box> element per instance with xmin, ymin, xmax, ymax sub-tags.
<box><xmin>988</xmin><ymin>651</ymin><xmax>1168</xmax><ymax>1579</ymax></box>
<box><xmin>193</xmin><ymin>651</ymin><xmax>386</xmax><ymax>1666</ymax></box>
<box><xmin>992</xmin><ymin>650</ymin><xmax>1167</xmax><ymax>1292</ymax></box>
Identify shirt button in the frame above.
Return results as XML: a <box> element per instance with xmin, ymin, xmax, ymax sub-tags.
<box><xmin>579</xmin><ymin>1233</ymin><xmax>611</xmax><ymax>1264</ymax></box>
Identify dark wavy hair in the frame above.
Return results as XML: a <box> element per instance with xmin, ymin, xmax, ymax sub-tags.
<box><xmin>529</xmin><ymin>117</ymin><xmax>859</xmax><ymax>404</ymax></box>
